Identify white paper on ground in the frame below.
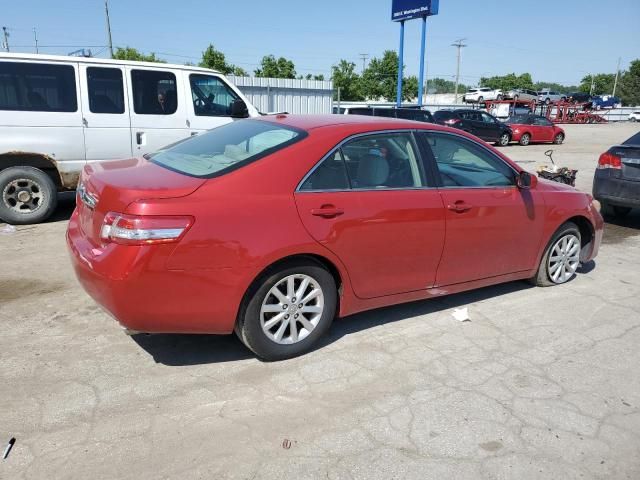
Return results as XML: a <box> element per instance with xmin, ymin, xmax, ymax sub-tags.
<box><xmin>452</xmin><ymin>307</ymin><xmax>470</xmax><ymax>322</ymax></box>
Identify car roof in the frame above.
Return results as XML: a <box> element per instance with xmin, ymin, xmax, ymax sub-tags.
<box><xmin>257</xmin><ymin>114</ymin><xmax>446</xmax><ymax>132</ymax></box>
<box><xmin>0</xmin><ymin>52</ymin><xmax>222</xmax><ymax>74</ymax></box>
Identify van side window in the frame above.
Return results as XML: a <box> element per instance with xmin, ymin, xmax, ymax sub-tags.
<box><xmin>0</xmin><ymin>62</ymin><xmax>77</xmax><ymax>112</ymax></box>
<box><xmin>131</xmin><ymin>70</ymin><xmax>177</xmax><ymax>115</ymax></box>
<box><xmin>87</xmin><ymin>67</ymin><xmax>124</xmax><ymax>114</ymax></box>
<box><xmin>189</xmin><ymin>74</ymin><xmax>239</xmax><ymax>116</ymax></box>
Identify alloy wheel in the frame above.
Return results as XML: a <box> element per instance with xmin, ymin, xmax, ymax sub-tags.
<box><xmin>547</xmin><ymin>234</ymin><xmax>580</xmax><ymax>284</ymax></box>
<box><xmin>260</xmin><ymin>274</ymin><xmax>325</xmax><ymax>345</ymax></box>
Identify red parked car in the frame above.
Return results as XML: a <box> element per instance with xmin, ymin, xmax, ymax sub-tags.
<box><xmin>505</xmin><ymin>114</ymin><xmax>565</xmax><ymax>146</ymax></box>
<box><xmin>67</xmin><ymin>115</ymin><xmax>603</xmax><ymax>360</ymax></box>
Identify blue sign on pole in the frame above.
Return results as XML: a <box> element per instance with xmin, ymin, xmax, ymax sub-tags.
<box><xmin>391</xmin><ymin>0</ymin><xmax>439</xmax><ymax>22</ymax></box>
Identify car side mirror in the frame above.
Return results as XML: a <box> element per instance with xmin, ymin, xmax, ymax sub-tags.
<box><xmin>231</xmin><ymin>98</ymin><xmax>249</xmax><ymax>118</ymax></box>
<box><xmin>517</xmin><ymin>171</ymin><xmax>537</xmax><ymax>189</ymax></box>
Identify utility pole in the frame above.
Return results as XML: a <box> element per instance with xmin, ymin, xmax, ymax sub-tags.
<box><xmin>33</xmin><ymin>27</ymin><xmax>39</xmax><ymax>53</ymax></box>
<box><xmin>2</xmin><ymin>27</ymin><xmax>9</xmax><ymax>52</ymax></box>
<box><xmin>451</xmin><ymin>38</ymin><xmax>467</xmax><ymax>104</ymax></box>
<box><xmin>104</xmin><ymin>0</ymin><xmax>114</xmax><ymax>58</ymax></box>
<box><xmin>590</xmin><ymin>74</ymin><xmax>595</xmax><ymax>96</ymax></box>
<box><xmin>359</xmin><ymin>54</ymin><xmax>369</xmax><ymax>74</ymax></box>
<box><xmin>612</xmin><ymin>57</ymin><xmax>621</xmax><ymax>97</ymax></box>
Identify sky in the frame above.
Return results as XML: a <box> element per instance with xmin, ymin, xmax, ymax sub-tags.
<box><xmin>3</xmin><ymin>0</ymin><xmax>639</xmax><ymax>87</ymax></box>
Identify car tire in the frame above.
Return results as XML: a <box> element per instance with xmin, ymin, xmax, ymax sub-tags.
<box><xmin>236</xmin><ymin>260</ymin><xmax>337</xmax><ymax>361</ymax></box>
<box><xmin>0</xmin><ymin>166</ymin><xmax>58</xmax><ymax>225</ymax></box>
<box><xmin>496</xmin><ymin>132</ymin><xmax>511</xmax><ymax>146</ymax></box>
<box><xmin>553</xmin><ymin>133</ymin><xmax>565</xmax><ymax>144</ymax></box>
<box><xmin>530</xmin><ymin>222</ymin><xmax>581</xmax><ymax>287</ymax></box>
<box><xmin>519</xmin><ymin>133</ymin><xmax>531</xmax><ymax>146</ymax></box>
<box><xmin>631</xmin><ymin>118</ymin><xmax>637</xmax><ymax>122</ymax></box>
<box><xmin>497</xmin><ymin>94</ymin><xmax>503</xmax><ymax>101</ymax></box>
<box><xmin>478</xmin><ymin>96</ymin><xmax>484</xmax><ymax>104</ymax></box>
<box><xmin>513</xmin><ymin>95</ymin><xmax>519</xmax><ymax>101</ymax></box>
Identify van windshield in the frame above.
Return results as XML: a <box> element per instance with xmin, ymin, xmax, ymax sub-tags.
<box><xmin>149</xmin><ymin>120</ymin><xmax>306</xmax><ymax>178</ymax></box>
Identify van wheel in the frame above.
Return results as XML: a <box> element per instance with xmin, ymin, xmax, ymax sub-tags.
<box><xmin>0</xmin><ymin>167</ymin><xmax>58</xmax><ymax>225</ymax></box>
<box><xmin>236</xmin><ymin>260</ymin><xmax>337</xmax><ymax>361</ymax></box>
<box><xmin>530</xmin><ymin>222</ymin><xmax>581</xmax><ymax>287</ymax></box>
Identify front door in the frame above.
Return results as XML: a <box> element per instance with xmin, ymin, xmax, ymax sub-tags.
<box><xmin>419</xmin><ymin>131</ymin><xmax>545</xmax><ymax>286</ymax></box>
<box><xmin>294</xmin><ymin>131</ymin><xmax>446</xmax><ymax>299</ymax></box>
<box><xmin>79</xmin><ymin>64</ymin><xmax>132</xmax><ymax>162</ymax></box>
<box><xmin>531</xmin><ymin>116</ymin><xmax>554</xmax><ymax>142</ymax></box>
<box><xmin>182</xmin><ymin>72</ymin><xmax>238</xmax><ymax>136</ymax></box>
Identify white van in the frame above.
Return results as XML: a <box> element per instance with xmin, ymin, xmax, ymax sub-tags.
<box><xmin>0</xmin><ymin>53</ymin><xmax>259</xmax><ymax>224</ymax></box>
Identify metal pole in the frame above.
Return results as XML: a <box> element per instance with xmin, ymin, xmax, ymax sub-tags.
<box><xmin>33</xmin><ymin>27</ymin><xmax>38</xmax><ymax>53</ymax></box>
<box><xmin>590</xmin><ymin>74</ymin><xmax>595</xmax><ymax>96</ymax></box>
<box><xmin>396</xmin><ymin>20</ymin><xmax>405</xmax><ymax>107</ymax></box>
<box><xmin>612</xmin><ymin>57</ymin><xmax>621</xmax><ymax>97</ymax></box>
<box><xmin>2</xmin><ymin>27</ymin><xmax>9</xmax><ymax>52</ymax></box>
<box><xmin>104</xmin><ymin>0</ymin><xmax>114</xmax><ymax>58</ymax></box>
<box><xmin>417</xmin><ymin>16</ymin><xmax>427</xmax><ymax>107</ymax></box>
<box><xmin>452</xmin><ymin>39</ymin><xmax>467</xmax><ymax>104</ymax></box>
<box><xmin>336</xmin><ymin>87</ymin><xmax>341</xmax><ymax>114</ymax></box>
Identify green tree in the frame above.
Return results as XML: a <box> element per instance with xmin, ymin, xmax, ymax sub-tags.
<box><xmin>480</xmin><ymin>73</ymin><xmax>533</xmax><ymax>91</ymax></box>
<box><xmin>579</xmin><ymin>73</ymin><xmax>616</xmax><ymax>95</ymax></box>
<box><xmin>255</xmin><ymin>55</ymin><xmax>296</xmax><ymax>79</ymax></box>
<box><xmin>428</xmin><ymin>77</ymin><xmax>467</xmax><ymax>94</ymax></box>
<box><xmin>361</xmin><ymin>50</ymin><xmax>400</xmax><ymax>101</ymax></box>
<box><xmin>403</xmin><ymin>75</ymin><xmax>419</xmax><ymax>101</ymax></box>
<box><xmin>331</xmin><ymin>60</ymin><xmax>363</xmax><ymax>101</ymax></box>
<box><xmin>619</xmin><ymin>59</ymin><xmax>640</xmax><ymax>106</ymax></box>
<box><xmin>199</xmin><ymin>44</ymin><xmax>247</xmax><ymax>76</ymax></box>
<box><xmin>533</xmin><ymin>82</ymin><xmax>577</xmax><ymax>94</ymax></box>
<box><xmin>113</xmin><ymin>47</ymin><xmax>165</xmax><ymax>63</ymax></box>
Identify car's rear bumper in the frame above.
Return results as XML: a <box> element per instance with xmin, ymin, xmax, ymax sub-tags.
<box><xmin>66</xmin><ymin>209</ymin><xmax>245</xmax><ymax>335</ymax></box>
<box><xmin>593</xmin><ymin>171</ymin><xmax>640</xmax><ymax>208</ymax></box>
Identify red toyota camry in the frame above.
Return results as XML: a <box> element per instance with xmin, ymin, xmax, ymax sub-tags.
<box><xmin>505</xmin><ymin>114</ymin><xmax>565</xmax><ymax>146</ymax></box>
<box><xmin>67</xmin><ymin>115</ymin><xmax>602</xmax><ymax>360</ymax></box>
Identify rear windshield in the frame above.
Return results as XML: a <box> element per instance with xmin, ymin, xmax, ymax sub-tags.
<box><xmin>149</xmin><ymin>120</ymin><xmax>306</xmax><ymax>178</ymax></box>
<box><xmin>623</xmin><ymin>132</ymin><xmax>640</xmax><ymax>146</ymax></box>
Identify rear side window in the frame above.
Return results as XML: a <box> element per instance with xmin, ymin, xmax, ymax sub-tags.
<box><xmin>434</xmin><ymin>111</ymin><xmax>456</xmax><ymax>121</ymax></box>
<box><xmin>299</xmin><ymin>151</ymin><xmax>350</xmax><ymax>191</ymax></box>
<box><xmin>190</xmin><ymin>74</ymin><xmax>239</xmax><ymax>117</ymax></box>
<box><xmin>0</xmin><ymin>61</ymin><xmax>77</xmax><ymax>112</ymax></box>
<box><xmin>131</xmin><ymin>69</ymin><xmax>177</xmax><ymax>115</ymax></box>
<box><xmin>150</xmin><ymin>119</ymin><xmax>305</xmax><ymax>178</ymax></box>
<box><xmin>87</xmin><ymin>67</ymin><xmax>124</xmax><ymax>114</ymax></box>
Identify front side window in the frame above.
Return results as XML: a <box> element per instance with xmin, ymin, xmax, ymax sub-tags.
<box><xmin>341</xmin><ymin>132</ymin><xmax>424</xmax><ymax>189</ymax></box>
<box><xmin>299</xmin><ymin>151</ymin><xmax>349</xmax><ymax>191</ymax></box>
<box><xmin>0</xmin><ymin>61</ymin><xmax>77</xmax><ymax>112</ymax></box>
<box><xmin>190</xmin><ymin>74</ymin><xmax>239</xmax><ymax>117</ymax></box>
<box><xmin>87</xmin><ymin>67</ymin><xmax>124</xmax><ymax>114</ymax></box>
<box><xmin>533</xmin><ymin>116</ymin><xmax>552</xmax><ymax>126</ymax></box>
<box><xmin>131</xmin><ymin>69</ymin><xmax>177</xmax><ymax>115</ymax></box>
<box><xmin>425</xmin><ymin>133</ymin><xmax>515</xmax><ymax>188</ymax></box>
<box><xmin>150</xmin><ymin>119</ymin><xmax>304</xmax><ymax>178</ymax></box>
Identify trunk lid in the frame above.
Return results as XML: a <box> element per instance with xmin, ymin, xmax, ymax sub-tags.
<box><xmin>614</xmin><ymin>145</ymin><xmax>640</xmax><ymax>182</ymax></box>
<box><xmin>78</xmin><ymin>157</ymin><xmax>206</xmax><ymax>245</ymax></box>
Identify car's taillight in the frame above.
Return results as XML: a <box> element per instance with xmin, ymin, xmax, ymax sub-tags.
<box><xmin>100</xmin><ymin>212</ymin><xmax>194</xmax><ymax>245</ymax></box>
<box><xmin>444</xmin><ymin>119</ymin><xmax>461</xmax><ymax>125</ymax></box>
<box><xmin>597</xmin><ymin>152</ymin><xmax>622</xmax><ymax>170</ymax></box>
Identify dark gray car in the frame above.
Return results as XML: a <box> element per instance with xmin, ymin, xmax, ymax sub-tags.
<box><xmin>593</xmin><ymin>131</ymin><xmax>640</xmax><ymax>217</ymax></box>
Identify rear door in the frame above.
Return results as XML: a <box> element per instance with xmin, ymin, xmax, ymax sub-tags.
<box><xmin>419</xmin><ymin>131</ymin><xmax>545</xmax><ymax>285</ymax></box>
<box><xmin>126</xmin><ymin>66</ymin><xmax>189</xmax><ymax>156</ymax></box>
<box><xmin>294</xmin><ymin>130</ymin><xmax>446</xmax><ymax>299</ymax></box>
<box><xmin>79</xmin><ymin>64</ymin><xmax>132</xmax><ymax>162</ymax></box>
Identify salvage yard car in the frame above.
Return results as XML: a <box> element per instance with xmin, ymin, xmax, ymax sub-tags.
<box><xmin>67</xmin><ymin>115</ymin><xmax>603</xmax><ymax>360</ymax></box>
<box><xmin>593</xmin><ymin>131</ymin><xmax>640</xmax><ymax>217</ymax></box>
<box><xmin>505</xmin><ymin>114</ymin><xmax>565</xmax><ymax>146</ymax></box>
<box><xmin>462</xmin><ymin>87</ymin><xmax>503</xmax><ymax>103</ymax></box>
<box><xmin>433</xmin><ymin>109</ymin><xmax>512</xmax><ymax>146</ymax></box>
<box><xmin>0</xmin><ymin>53</ymin><xmax>258</xmax><ymax>225</ymax></box>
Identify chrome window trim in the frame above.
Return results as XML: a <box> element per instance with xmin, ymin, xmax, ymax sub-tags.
<box><xmin>295</xmin><ymin>129</ymin><xmax>434</xmax><ymax>193</ymax></box>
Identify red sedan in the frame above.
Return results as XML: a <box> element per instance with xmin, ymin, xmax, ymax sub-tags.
<box><xmin>67</xmin><ymin>115</ymin><xmax>602</xmax><ymax>360</ymax></box>
<box><xmin>505</xmin><ymin>114</ymin><xmax>565</xmax><ymax>146</ymax></box>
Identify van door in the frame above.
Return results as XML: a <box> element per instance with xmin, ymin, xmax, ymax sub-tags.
<box><xmin>79</xmin><ymin>64</ymin><xmax>132</xmax><ymax>162</ymax></box>
<box><xmin>126</xmin><ymin>66</ymin><xmax>189</xmax><ymax>156</ymax></box>
<box><xmin>182</xmin><ymin>71</ymin><xmax>239</xmax><ymax>135</ymax></box>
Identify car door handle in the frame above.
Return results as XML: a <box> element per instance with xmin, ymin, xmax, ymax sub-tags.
<box><xmin>311</xmin><ymin>206</ymin><xmax>344</xmax><ymax>218</ymax></box>
<box><xmin>447</xmin><ymin>201</ymin><xmax>472</xmax><ymax>213</ymax></box>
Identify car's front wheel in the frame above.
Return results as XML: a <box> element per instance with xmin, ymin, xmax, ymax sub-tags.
<box><xmin>531</xmin><ymin>222</ymin><xmax>581</xmax><ymax>287</ymax></box>
<box><xmin>236</xmin><ymin>260</ymin><xmax>337</xmax><ymax>360</ymax></box>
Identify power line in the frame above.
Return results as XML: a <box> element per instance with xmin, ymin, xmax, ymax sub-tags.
<box><xmin>451</xmin><ymin>38</ymin><xmax>467</xmax><ymax>104</ymax></box>
<box><xmin>359</xmin><ymin>53</ymin><xmax>369</xmax><ymax>74</ymax></box>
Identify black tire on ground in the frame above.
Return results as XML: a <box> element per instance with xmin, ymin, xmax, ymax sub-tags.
<box><xmin>519</xmin><ymin>133</ymin><xmax>531</xmax><ymax>146</ymax></box>
<box><xmin>236</xmin><ymin>260</ymin><xmax>337</xmax><ymax>361</ymax></box>
<box><xmin>0</xmin><ymin>166</ymin><xmax>58</xmax><ymax>225</ymax></box>
<box><xmin>496</xmin><ymin>132</ymin><xmax>511</xmax><ymax>147</ymax></box>
<box><xmin>497</xmin><ymin>94</ymin><xmax>503</xmax><ymax>100</ymax></box>
<box><xmin>553</xmin><ymin>133</ymin><xmax>565</xmax><ymax>144</ymax></box>
<box><xmin>545</xmin><ymin>98</ymin><xmax>551</xmax><ymax>105</ymax></box>
<box><xmin>478</xmin><ymin>96</ymin><xmax>484</xmax><ymax>104</ymax></box>
<box><xmin>530</xmin><ymin>222</ymin><xmax>581</xmax><ymax>287</ymax></box>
